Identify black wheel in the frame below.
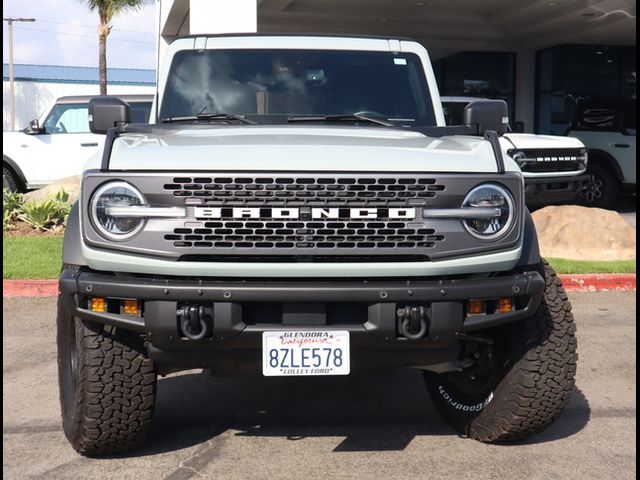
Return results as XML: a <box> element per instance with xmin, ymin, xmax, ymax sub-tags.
<box><xmin>577</xmin><ymin>162</ymin><xmax>619</xmax><ymax>209</ymax></box>
<box><xmin>3</xmin><ymin>165</ymin><xmax>20</xmax><ymax>192</ymax></box>
<box><xmin>424</xmin><ymin>260</ymin><xmax>578</xmax><ymax>442</ymax></box>
<box><xmin>57</xmin><ymin>297</ymin><xmax>157</xmax><ymax>455</ymax></box>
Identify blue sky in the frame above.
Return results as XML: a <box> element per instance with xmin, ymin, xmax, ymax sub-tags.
<box><xmin>3</xmin><ymin>0</ymin><xmax>157</xmax><ymax>70</ymax></box>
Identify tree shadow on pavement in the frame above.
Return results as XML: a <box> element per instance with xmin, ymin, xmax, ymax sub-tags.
<box><xmin>120</xmin><ymin>368</ymin><xmax>591</xmax><ymax>457</ymax></box>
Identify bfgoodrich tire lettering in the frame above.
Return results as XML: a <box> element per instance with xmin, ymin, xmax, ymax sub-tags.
<box><xmin>424</xmin><ymin>260</ymin><xmax>577</xmax><ymax>442</ymax></box>
<box><xmin>56</xmin><ymin>297</ymin><xmax>157</xmax><ymax>455</ymax></box>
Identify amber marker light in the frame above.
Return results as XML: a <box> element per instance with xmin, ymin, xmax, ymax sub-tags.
<box><xmin>122</xmin><ymin>299</ymin><xmax>141</xmax><ymax>316</ymax></box>
<box><xmin>90</xmin><ymin>297</ymin><xmax>106</xmax><ymax>313</ymax></box>
<box><xmin>499</xmin><ymin>297</ymin><xmax>514</xmax><ymax>313</ymax></box>
<box><xmin>467</xmin><ymin>299</ymin><xmax>485</xmax><ymax>315</ymax></box>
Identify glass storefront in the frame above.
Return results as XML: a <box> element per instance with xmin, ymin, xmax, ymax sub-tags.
<box><xmin>535</xmin><ymin>44</ymin><xmax>636</xmax><ymax>135</ymax></box>
<box><xmin>433</xmin><ymin>52</ymin><xmax>516</xmax><ymax>127</ymax></box>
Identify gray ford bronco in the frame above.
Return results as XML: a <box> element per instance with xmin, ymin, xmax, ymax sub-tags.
<box><xmin>57</xmin><ymin>34</ymin><xmax>577</xmax><ymax>455</ymax></box>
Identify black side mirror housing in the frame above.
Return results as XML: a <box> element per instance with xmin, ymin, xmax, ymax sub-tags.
<box><xmin>25</xmin><ymin>118</ymin><xmax>43</xmax><ymax>134</ymax></box>
<box><xmin>89</xmin><ymin>96</ymin><xmax>131</xmax><ymax>134</ymax></box>
<box><xmin>463</xmin><ymin>100</ymin><xmax>509</xmax><ymax>136</ymax></box>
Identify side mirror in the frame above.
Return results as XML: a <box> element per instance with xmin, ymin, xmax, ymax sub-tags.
<box><xmin>25</xmin><ymin>119</ymin><xmax>43</xmax><ymax>134</ymax></box>
<box><xmin>463</xmin><ymin>100</ymin><xmax>509</xmax><ymax>136</ymax></box>
<box><xmin>89</xmin><ymin>96</ymin><xmax>131</xmax><ymax>134</ymax></box>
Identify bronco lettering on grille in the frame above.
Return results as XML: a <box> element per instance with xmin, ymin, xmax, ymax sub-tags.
<box><xmin>193</xmin><ymin>207</ymin><xmax>417</xmax><ymax>219</ymax></box>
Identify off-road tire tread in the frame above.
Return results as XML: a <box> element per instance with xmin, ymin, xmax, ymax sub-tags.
<box><xmin>65</xmin><ymin>319</ymin><xmax>156</xmax><ymax>456</ymax></box>
<box><xmin>3</xmin><ymin>165</ymin><xmax>20</xmax><ymax>192</ymax></box>
<box><xmin>428</xmin><ymin>260</ymin><xmax>577</xmax><ymax>442</ymax></box>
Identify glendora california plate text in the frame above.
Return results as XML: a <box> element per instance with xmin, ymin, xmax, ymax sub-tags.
<box><xmin>262</xmin><ymin>331</ymin><xmax>350</xmax><ymax>376</ymax></box>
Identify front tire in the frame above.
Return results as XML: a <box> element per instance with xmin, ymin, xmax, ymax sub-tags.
<box><xmin>3</xmin><ymin>165</ymin><xmax>20</xmax><ymax>192</ymax></box>
<box><xmin>578</xmin><ymin>162</ymin><xmax>619</xmax><ymax>209</ymax></box>
<box><xmin>57</xmin><ymin>298</ymin><xmax>157</xmax><ymax>455</ymax></box>
<box><xmin>424</xmin><ymin>261</ymin><xmax>578</xmax><ymax>442</ymax></box>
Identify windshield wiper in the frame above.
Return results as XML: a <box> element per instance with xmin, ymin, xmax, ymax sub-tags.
<box><xmin>287</xmin><ymin>114</ymin><xmax>394</xmax><ymax>127</ymax></box>
<box><xmin>161</xmin><ymin>113</ymin><xmax>258</xmax><ymax>125</ymax></box>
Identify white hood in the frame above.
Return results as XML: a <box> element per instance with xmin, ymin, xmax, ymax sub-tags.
<box><xmin>100</xmin><ymin>125</ymin><xmax>520</xmax><ymax>174</ymax></box>
<box><xmin>503</xmin><ymin>133</ymin><xmax>585</xmax><ymax>150</ymax></box>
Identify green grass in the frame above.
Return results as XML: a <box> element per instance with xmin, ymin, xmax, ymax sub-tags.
<box><xmin>547</xmin><ymin>257</ymin><xmax>636</xmax><ymax>274</ymax></box>
<box><xmin>3</xmin><ymin>236</ymin><xmax>63</xmax><ymax>279</ymax></box>
<box><xmin>1</xmin><ymin>236</ymin><xmax>636</xmax><ymax>279</ymax></box>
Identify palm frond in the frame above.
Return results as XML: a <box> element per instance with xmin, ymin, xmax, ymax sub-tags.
<box><xmin>80</xmin><ymin>0</ymin><xmax>145</xmax><ymax>22</ymax></box>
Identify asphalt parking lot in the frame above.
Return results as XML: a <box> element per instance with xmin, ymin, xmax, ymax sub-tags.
<box><xmin>3</xmin><ymin>292</ymin><xmax>636</xmax><ymax>480</ymax></box>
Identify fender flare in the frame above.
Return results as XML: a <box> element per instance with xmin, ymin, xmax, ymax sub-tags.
<box><xmin>517</xmin><ymin>209</ymin><xmax>541</xmax><ymax>267</ymax></box>
<box><xmin>587</xmin><ymin>149</ymin><xmax>624</xmax><ymax>182</ymax></box>
<box><xmin>62</xmin><ymin>202</ymin><xmax>88</xmax><ymax>266</ymax></box>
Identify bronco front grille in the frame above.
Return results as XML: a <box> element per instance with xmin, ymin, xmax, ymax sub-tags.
<box><xmin>162</xmin><ymin>175</ymin><xmax>446</xmax><ymax>251</ymax></box>
<box><xmin>81</xmin><ymin>171</ymin><xmax>525</xmax><ymax>262</ymax></box>
<box><xmin>515</xmin><ymin>149</ymin><xmax>586</xmax><ymax>173</ymax></box>
<box><xmin>163</xmin><ymin>176</ymin><xmax>445</xmax><ymax>206</ymax></box>
<box><xmin>165</xmin><ymin>220</ymin><xmax>444</xmax><ymax>250</ymax></box>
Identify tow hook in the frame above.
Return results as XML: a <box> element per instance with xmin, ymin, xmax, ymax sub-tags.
<box><xmin>177</xmin><ymin>304</ymin><xmax>213</xmax><ymax>340</ymax></box>
<box><xmin>397</xmin><ymin>305</ymin><xmax>428</xmax><ymax>340</ymax></box>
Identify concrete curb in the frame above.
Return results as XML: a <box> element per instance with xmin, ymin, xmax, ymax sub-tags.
<box><xmin>3</xmin><ymin>280</ymin><xmax>59</xmax><ymax>298</ymax></box>
<box><xmin>558</xmin><ymin>274</ymin><xmax>636</xmax><ymax>292</ymax></box>
<box><xmin>3</xmin><ymin>274</ymin><xmax>636</xmax><ymax>298</ymax></box>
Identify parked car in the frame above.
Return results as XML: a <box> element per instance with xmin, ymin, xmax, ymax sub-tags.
<box><xmin>442</xmin><ymin>96</ymin><xmax>589</xmax><ymax>208</ymax></box>
<box><xmin>3</xmin><ymin>94</ymin><xmax>153</xmax><ymax>192</ymax></box>
<box><xmin>57</xmin><ymin>34</ymin><xmax>576</xmax><ymax>455</ymax></box>
<box><xmin>566</xmin><ymin>98</ymin><xmax>636</xmax><ymax>208</ymax></box>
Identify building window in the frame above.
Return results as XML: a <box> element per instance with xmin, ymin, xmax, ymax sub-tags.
<box><xmin>433</xmin><ymin>52</ymin><xmax>516</xmax><ymax>126</ymax></box>
<box><xmin>535</xmin><ymin>44</ymin><xmax>636</xmax><ymax>135</ymax></box>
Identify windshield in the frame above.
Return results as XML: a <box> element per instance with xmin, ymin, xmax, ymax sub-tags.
<box><xmin>159</xmin><ymin>49</ymin><xmax>436</xmax><ymax>127</ymax></box>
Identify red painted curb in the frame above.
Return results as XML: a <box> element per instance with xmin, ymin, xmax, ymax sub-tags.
<box><xmin>3</xmin><ymin>274</ymin><xmax>636</xmax><ymax>298</ymax></box>
<box><xmin>558</xmin><ymin>274</ymin><xmax>636</xmax><ymax>292</ymax></box>
<box><xmin>3</xmin><ymin>280</ymin><xmax>58</xmax><ymax>298</ymax></box>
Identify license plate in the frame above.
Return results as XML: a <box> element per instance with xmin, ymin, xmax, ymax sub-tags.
<box><xmin>262</xmin><ymin>330</ymin><xmax>350</xmax><ymax>376</ymax></box>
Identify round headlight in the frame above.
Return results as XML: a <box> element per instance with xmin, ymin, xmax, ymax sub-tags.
<box><xmin>90</xmin><ymin>181</ymin><xmax>145</xmax><ymax>240</ymax></box>
<box><xmin>509</xmin><ymin>150</ymin><xmax>527</xmax><ymax>165</ymax></box>
<box><xmin>462</xmin><ymin>184</ymin><xmax>514</xmax><ymax>239</ymax></box>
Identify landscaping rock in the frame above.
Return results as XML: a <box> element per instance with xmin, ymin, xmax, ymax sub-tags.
<box><xmin>532</xmin><ymin>205</ymin><xmax>636</xmax><ymax>261</ymax></box>
<box><xmin>24</xmin><ymin>176</ymin><xmax>81</xmax><ymax>204</ymax></box>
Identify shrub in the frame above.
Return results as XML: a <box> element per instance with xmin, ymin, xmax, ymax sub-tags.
<box><xmin>17</xmin><ymin>188</ymin><xmax>71</xmax><ymax>231</ymax></box>
<box><xmin>3</xmin><ymin>188</ymin><xmax>24</xmax><ymax>230</ymax></box>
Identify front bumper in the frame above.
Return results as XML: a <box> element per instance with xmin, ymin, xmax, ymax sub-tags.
<box><xmin>59</xmin><ymin>268</ymin><xmax>545</xmax><ymax>373</ymax></box>
<box><xmin>524</xmin><ymin>174</ymin><xmax>590</xmax><ymax>207</ymax></box>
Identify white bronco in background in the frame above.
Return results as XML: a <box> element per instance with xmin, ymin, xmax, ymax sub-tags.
<box><xmin>442</xmin><ymin>96</ymin><xmax>589</xmax><ymax>208</ymax></box>
<box><xmin>567</xmin><ymin>98</ymin><xmax>636</xmax><ymax>208</ymax></box>
<box><xmin>2</xmin><ymin>94</ymin><xmax>152</xmax><ymax>192</ymax></box>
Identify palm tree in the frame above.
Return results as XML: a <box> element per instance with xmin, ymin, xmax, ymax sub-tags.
<box><xmin>81</xmin><ymin>0</ymin><xmax>145</xmax><ymax>95</ymax></box>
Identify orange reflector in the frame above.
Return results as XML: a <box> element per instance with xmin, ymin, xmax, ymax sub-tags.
<box><xmin>90</xmin><ymin>297</ymin><xmax>106</xmax><ymax>313</ymax></box>
<box><xmin>122</xmin><ymin>299</ymin><xmax>141</xmax><ymax>316</ymax></box>
<box><xmin>467</xmin><ymin>299</ymin><xmax>485</xmax><ymax>315</ymax></box>
<box><xmin>499</xmin><ymin>297</ymin><xmax>514</xmax><ymax>313</ymax></box>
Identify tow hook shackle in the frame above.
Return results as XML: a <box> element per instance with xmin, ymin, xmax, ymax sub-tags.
<box><xmin>397</xmin><ymin>305</ymin><xmax>428</xmax><ymax>340</ymax></box>
<box><xmin>177</xmin><ymin>304</ymin><xmax>213</xmax><ymax>340</ymax></box>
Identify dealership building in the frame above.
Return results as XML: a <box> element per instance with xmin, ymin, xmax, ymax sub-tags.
<box><xmin>157</xmin><ymin>0</ymin><xmax>636</xmax><ymax>135</ymax></box>
<box><xmin>2</xmin><ymin>64</ymin><xmax>155</xmax><ymax>131</ymax></box>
